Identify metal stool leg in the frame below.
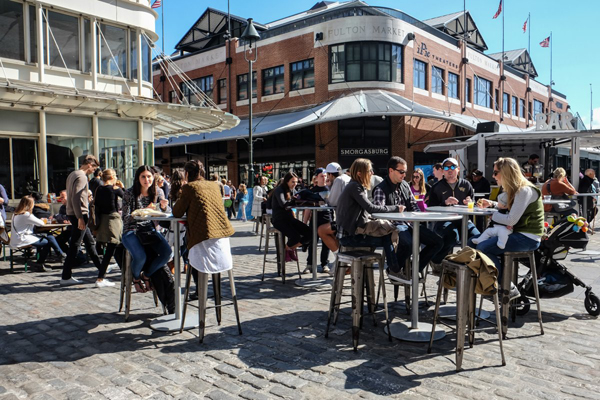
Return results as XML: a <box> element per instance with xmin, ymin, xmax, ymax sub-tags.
<box><xmin>119</xmin><ymin>254</ymin><xmax>127</xmax><ymax>313</ymax></box>
<box><xmin>278</xmin><ymin>233</ymin><xmax>286</xmax><ymax>284</ymax></box>
<box><xmin>228</xmin><ymin>269</ymin><xmax>243</xmax><ymax>335</ymax></box>
<box><xmin>198</xmin><ymin>272</ymin><xmax>209</xmax><ymax>343</ymax></box>
<box><xmin>428</xmin><ymin>266</ymin><xmax>446</xmax><ymax>353</ymax></box>
<box><xmin>213</xmin><ymin>273</ymin><xmax>222</xmax><ymax>325</ymax></box>
<box><xmin>325</xmin><ymin>257</ymin><xmax>343</xmax><ymax>338</ymax></box>
<box><xmin>124</xmin><ymin>252</ymin><xmax>132</xmax><ymax>322</ymax></box>
<box><xmin>529</xmin><ymin>253</ymin><xmax>544</xmax><ymax>335</ymax></box>
<box><xmin>378</xmin><ymin>260</ymin><xmax>392</xmax><ymax>342</ymax></box>
<box><xmin>261</xmin><ymin>228</ymin><xmax>270</xmax><ymax>281</ymax></box>
<box><xmin>258</xmin><ymin>216</ymin><xmax>265</xmax><ymax>251</ymax></box>
<box><xmin>493</xmin><ymin>289</ymin><xmax>507</xmax><ymax>366</ymax></box>
<box><xmin>180</xmin><ymin>265</ymin><xmax>193</xmax><ymax>333</ymax></box>
<box><xmin>351</xmin><ymin>259</ymin><xmax>364</xmax><ymax>351</ymax></box>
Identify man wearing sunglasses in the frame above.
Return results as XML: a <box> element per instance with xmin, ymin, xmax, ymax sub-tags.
<box><xmin>426</xmin><ymin>157</ymin><xmax>479</xmax><ymax>270</ymax></box>
<box><xmin>373</xmin><ymin>156</ymin><xmax>443</xmax><ymax>283</ymax></box>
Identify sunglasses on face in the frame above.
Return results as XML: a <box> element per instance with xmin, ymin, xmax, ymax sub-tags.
<box><xmin>395</xmin><ymin>169</ymin><xmax>406</xmax><ymax>174</ymax></box>
<box><xmin>443</xmin><ymin>165</ymin><xmax>457</xmax><ymax>171</ymax></box>
<box><xmin>413</xmin><ymin>175</ymin><xmax>420</xmax><ymax>179</ymax></box>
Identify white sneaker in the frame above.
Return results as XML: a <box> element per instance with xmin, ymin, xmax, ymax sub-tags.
<box><xmin>60</xmin><ymin>278</ymin><xmax>81</xmax><ymax>286</ymax></box>
<box><xmin>509</xmin><ymin>283</ymin><xmax>521</xmax><ymax>300</ymax></box>
<box><xmin>95</xmin><ymin>279</ymin><xmax>116</xmax><ymax>288</ymax></box>
<box><xmin>106</xmin><ymin>263</ymin><xmax>119</xmax><ymax>274</ymax></box>
<box><xmin>322</xmin><ymin>265</ymin><xmax>330</xmax><ymax>274</ymax></box>
<box><xmin>302</xmin><ymin>266</ymin><xmax>313</xmax><ymax>274</ymax></box>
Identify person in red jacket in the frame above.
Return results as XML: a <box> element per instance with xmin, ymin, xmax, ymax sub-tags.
<box><xmin>541</xmin><ymin>167</ymin><xmax>577</xmax><ymax>213</ymax></box>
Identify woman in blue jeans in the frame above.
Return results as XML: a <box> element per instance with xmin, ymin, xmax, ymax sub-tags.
<box><xmin>468</xmin><ymin>157</ymin><xmax>544</xmax><ymax>298</ymax></box>
<box><xmin>336</xmin><ymin>158</ymin><xmax>402</xmax><ymax>281</ymax></box>
<box><xmin>122</xmin><ymin>166</ymin><xmax>173</xmax><ymax>299</ymax></box>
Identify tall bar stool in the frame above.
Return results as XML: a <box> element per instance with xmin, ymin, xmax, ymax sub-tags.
<box><xmin>180</xmin><ymin>266</ymin><xmax>243</xmax><ymax>343</ymax></box>
<box><xmin>392</xmin><ymin>259</ymin><xmax>429</xmax><ymax>312</ymax></box>
<box><xmin>258</xmin><ymin>214</ymin><xmax>271</xmax><ymax>252</ymax></box>
<box><xmin>118</xmin><ymin>250</ymin><xmax>162</xmax><ymax>322</ymax></box>
<box><xmin>500</xmin><ymin>251</ymin><xmax>544</xmax><ymax>339</ymax></box>
<box><xmin>261</xmin><ymin>226</ymin><xmax>301</xmax><ymax>283</ymax></box>
<box><xmin>325</xmin><ymin>250</ymin><xmax>392</xmax><ymax>351</ymax></box>
<box><xmin>428</xmin><ymin>259</ymin><xmax>505</xmax><ymax>371</ymax></box>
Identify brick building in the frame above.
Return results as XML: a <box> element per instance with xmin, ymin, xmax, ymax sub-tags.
<box><xmin>154</xmin><ymin>1</ymin><xmax>568</xmax><ymax>185</ymax></box>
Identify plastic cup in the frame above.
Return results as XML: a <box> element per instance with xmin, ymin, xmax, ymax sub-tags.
<box><xmin>543</xmin><ymin>195</ymin><xmax>551</xmax><ymax>201</ymax></box>
<box><xmin>467</xmin><ymin>201</ymin><xmax>474</xmax><ymax>209</ymax></box>
<box><xmin>42</xmin><ymin>218</ymin><xmax>48</xmax><ymax>224</ymax></box>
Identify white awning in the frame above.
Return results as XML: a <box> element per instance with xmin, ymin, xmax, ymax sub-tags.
<box><xmin>0</xmin><ymin>81</ymin><xmax>239</xmax><ymax>139</ymax></box>
<box><xmin>424</xmin><ymin>141</ymin><xmax>477</xmax><ymax>153</ymax></box>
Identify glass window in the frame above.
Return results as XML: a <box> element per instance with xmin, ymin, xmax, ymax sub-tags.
<box><xmin>503</xmin><ymin>92</ymin><xmax>509</xmax><ymax>114</ymax></box>
<box><xmin>45</xmin><ymin>10</ymin><xmax>79</xmax><ymax>70</ymax></box>
<box><xmin>82</xmin><ymin>18</ymin><xmax>91</xmax><ymax>72</ymax></box>
<box><xmin>0</xmin><ymin>138</ymin><xmax>10</xmax><ymax>198</ymax></box>
<box><xmin>465</xmin><ymin>78</ymin><xmax>471</xmax><ymax>103</ymax></box>
<box><xmin>362</xmin><ymin>43</ymin><xmax>377</xmax><ymax>81</ymax></box>
<box><xmin>391</xmin><ymin>44</ymin><xmax>402</xmax><ymax>83</ymax></box>
<box><xmin>520</xmin><ymin>98</ymin><xmax>525</xmax><ymax>118</ymax></box>
<box><xmin>448</xmin><ymin>72</ymin><xmax>458</xmax><ymax>99</ymax></box>
<box><xmin>13</xmin><ymin>138</ymin><xmax>39</xmax><ymax>199</ymax></box>
<box><xmin>291</xmin><ymin>59</ymin><xmax>314</xmax><ymax>90</ymax></box>
<box><xmin>141</xmin><ymin>35</ymin><xmax>151</xmax><ymax>82</ymax></box>
<box><xmin>29</xmin><ymin>5</ymin><xmax>36</xmax><ymax>63</ymax></box>
<box><xmin>330</xmin><ymin>44</ymin><xmax>345</xmax><ymax>83</ymax></box>
<box><xmin>474</xmin><ymin>76</ymin><xmax>492</xmax><ymax>108</ymax></box>
<box><xmin>99</xmin><ymin>23</ymin><xmax>127</xmax><ymax>77</ymax></box>
<box><xmin>556</xmin><ymin>101</ymin><xmax>564</xmax><ymax>110</ymax></box>
<box><xmin>377</xmin><ymin>43</ymin><xmax>391</xmax><ymax>81</ymax></box>
<box><xmin>346</xmin><ymin>43</ymin><xmax>361</xmax><ymax>81</ymax></box>
<box><xmin>182</xmin><ymin>75</ymin><xmax>213</xmax><ymax>105</ymax></box>
<box><xmin>432</xmin><ymin>66</ymin><xmax>444</xmax><ymax>94</ymax></box>
<box><xmin>237</xmin><ymin>72</ymin><xmax>257</xmax><ymax>101</ymax></box>
<box><xmin>534</xmin><ymin>99</ymin><xmax>544</xmax><ymax>116</ymax></box>
<box><xmin>262</xmin><ymin>65</ymin><xmax>284</xmax><ymax>96</ymax></box>
<box><xmin>218</xmin><ymin>79</ymin><xmax>227</xmax><ymax>104</ymax></box>
<box><xmin>98</xmin><ymin>138</ymin><xmax>137</xmax><ymax>189</ymax></box>
<box><xmin>512</xmin><ymin>96</ymin><xmax>518</xmax><ymax>116</ymax></box>
<box><xmin>495</xmin><ymin>89</ymin><xmax>499</xmax><ymax>111</ymax></box>
<box><xmin>0</xmin><ymin>0</ymin><xmax>24</xmax><ymax>61</ymax></box>
<box><xmin>413</xmin><ymin>59</ymin><xmax>427</xmax><ymax>90</ymax></box>
<box><xmin>529</xmin><ymin>101</ymin><xmax>533</xmax><ymax>120</ymax></box>
<box><xmin>130</xmin><ymin>30</ymin><xmax>138</xmax><ymax>79</ymax></box>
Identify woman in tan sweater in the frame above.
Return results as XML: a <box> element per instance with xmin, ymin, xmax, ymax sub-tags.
<box><xmin>172</xmin><ymin>160</ymin><xmax>234</xmax><ymax>274</ymax></box>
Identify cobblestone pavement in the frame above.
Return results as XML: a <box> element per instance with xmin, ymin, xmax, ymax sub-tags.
<box><xmin>1</xmin><ymin>221</ymin><xmax>599</xmax><ymax>399</ymax></box>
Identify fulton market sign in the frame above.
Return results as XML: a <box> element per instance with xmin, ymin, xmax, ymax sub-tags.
<box><xmin>322</xmin><ymin>16</ymin><xmax>408</xmax><ymax>44</ymax></box>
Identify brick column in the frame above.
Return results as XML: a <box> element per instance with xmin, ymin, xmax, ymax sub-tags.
<box><xmin>227</xmin><ymin>140</ymin><xmax>239</xmax><ymax>186</ymax></box>
<box><xmin>315</xmin><ymin>121</ymin><xmax>338</xmax><ymax>167</ymax></box>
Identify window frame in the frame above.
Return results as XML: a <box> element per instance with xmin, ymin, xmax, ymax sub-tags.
<box><xmin>512</xmin><ymin>95</ymin><xmax>518</xmax><ymax>116</ymax></box>
<box><xmin>474</xmin><ymin>76</ymin><xmax>492</xmax><ymax>108</ymax></box>
<box><xmin>218</xmin><ymin>78</ymin><xmax>227</xmax><ymax>104</ymax></box>
<box><xmin>448</xmin><ymin>72</ymin><xmax>459</xmax><ymax>99</ymax></box>
<box><xmin>290</xmin><ymin>58</ymin><xmax>314</xmax><ymax>90</ymax></box>
<box><xmin>181</xmin><ymin>75</ymin><xmax>213</xmax><ymax>105</ymax></box>
<box><xmin>262</xmin><ymin>65</ymin><xmax>285</xmax><ymax>96</ymax></box>
<box><xmin>329</xmin><ymin>41</ymin><xmax>402</xmax><ymax>83</ymax></box>
<box><xmin>413</xmin><ymin>59</ymin><xmax>427</xmax><ymax>90</ymax></box>
<box><xmin>431</xmin><ymin>66</ymin><xmax>444</xmax><ymax>95</ymax></box>
<box><xmin>503</xmin><ymin>92</ymin><xmax>509</xmax><ymax>115</ymax></box>
<box><xmin>465</xmin><ymin>78</ymin><xmax>472</xmax><ymax>103</ymax></box>
<box><xmin>237</xmin><ymin>71</ymin><xmax>257</xmax><ymax>101</ymax></box>
<box><xmin>534</xmin><ymin>99</ymin><xmax>544</xmax><ymax>116</ymax></box>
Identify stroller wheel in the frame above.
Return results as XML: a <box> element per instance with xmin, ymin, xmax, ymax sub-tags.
<box><xmin>584</xmin><ymin>293</ymin><xmax>600</xmax><ymax>316</ymax></box>
<box><xmin>515</xmin><ymin>295</ymin><xmax>531</xmax><ymax>316</ymax></box>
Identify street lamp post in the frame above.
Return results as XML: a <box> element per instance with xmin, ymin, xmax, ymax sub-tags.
<box><xmin>241</xmin><ymin>18</ymin><xmax>260</xmax><ymax>188</ymax></box>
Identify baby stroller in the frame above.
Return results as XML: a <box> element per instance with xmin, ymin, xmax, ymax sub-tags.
<box><xmin>514</xmin><ymin>216</ymin><xmax>600</xmax><ymax>316</ymax></box>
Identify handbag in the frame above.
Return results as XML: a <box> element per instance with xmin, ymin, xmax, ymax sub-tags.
<box><xmin>224</xmin><ymin>199</ymin><xmax>233</xmax><ymax>208</ymax></box>
<box><xmin>136</xmin><ymin>228</ymin><xmax>161</xmax><ymax>246</ymax></box>
<box><xmin>88</xmin><ymin>187</ymin><xmax>100</xmax><ymax>231</ymax></box>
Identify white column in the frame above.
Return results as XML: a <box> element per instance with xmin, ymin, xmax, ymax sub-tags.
<box><xmin>572</xmin><ymin>137</ymin><xmax>580</xmax><ymax>189</ymax></box>
<box><xmin>92</xmin><ymin>115</ymin><xmax>99</xmax><ymax>159</ymax></box>
<box><xmin>39</xmin><ymin>111</ymin><xmax>48</xmax><ymax>194</ymax></box>
<box><xmin>137</xmin><ymin>120</ymin><xmax>144</xmax><ymax>167</ymax></box>
<box><xmin>36</xmin><ymin>4</ymin><xmax>44</xmax><ymax>83</ymax></box>
<box><xmin>477</xmin><ymin>134</ymin><xmax>486</xmax><ymax>175</ymax></box>
<box><xmin>137</xmin><ymin>30</ymin><xmax>143</xmax><ymax>95</ymax></box>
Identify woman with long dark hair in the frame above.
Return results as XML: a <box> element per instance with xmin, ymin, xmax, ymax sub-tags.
<box><xmin>410</xmin><ymin>168</ymin><xmax>430</xmax><ymax>212</ymax></box>
<box><xmin>271</xmin><ymin>172</ymin><xmax>311</xmax><ymax>260</ymax></box>
<box><xmin>122</xmin><ymin>166</ymin><xmax>174</xmax><ymax>311</ymax></box>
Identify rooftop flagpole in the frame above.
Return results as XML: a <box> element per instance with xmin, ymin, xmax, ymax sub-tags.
<box><xmin>161</xmin><ymin>0</ymin><xmax>165</xmax><ymax>57</ymax></box>
<box><xmin>528</xmin><ymin>12</ymin><xmax>531</xmax><ymax>56</ymax></box>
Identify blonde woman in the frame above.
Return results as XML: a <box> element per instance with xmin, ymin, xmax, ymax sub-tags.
<box><xmin>335</xmin><ymin>158</ymin><xmax>404</xmax><ymax>282</ymax></box>
<box><xmin>410</xmin><ymin>168</ymin><xmax>430</xmax><ymax>212</ymax></box>
<box><xmin>93</xmin><ymin>168</ymin><xmax>124</xmax><ymax>288</ymax></box>
<box><xmin>473</xmin><ymin>157</ymin><xmax>544</xmax><ymax>292</ymax></box>
<box><xmin>10</xmin><ymin>196</ymin><xmax>66</xmax><ymax>272</ymax></box>
<box><xmin>236</xmin><ymin>184</ymin><xmax>249</xmax><ymax>222</ymax></box>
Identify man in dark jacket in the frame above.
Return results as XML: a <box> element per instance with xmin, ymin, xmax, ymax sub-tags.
<box><xmin>471</xmin><ymin>169</ymin><xmax>491</xmax><ymax>195</ymax></box>
<box><xmin>427</xmin><ymin>158</ymin><xmax>480</xmax><ymax>267</ymax></box>
<box><xmin>373</xmin><ymin>157</ymin><xmax>443</xmax><ymax>280</ymax></box>
<box><xmin>578</xmin><ymin>169</ymin><xmax>598</xmax><ymax>221</ymax></box>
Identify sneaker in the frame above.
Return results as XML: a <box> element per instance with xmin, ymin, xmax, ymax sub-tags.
<box><xmin>302</xmin><ymin>265</ymin><xmax>313</xmax><ymax>274</ymax></box>
<box><xmin>30</xmin><ymin>263</ymin><xmax>52</xmax><ymax>272</ymax></box>
<box><xmin>386</xmin><ymin>268</ymin><xmax>412</xmax><ymax>285</ymax></box>
<box><xmin>106</xmin><ymin>263</ymin><xmax>119</xmax><ymax>274</ymax></box>
<box><xmin>322</xmin><ymin>265</ymin><xmax>330</xmax><ymax>274</ymax></box>
<box><xmin>509</xmin><ymin>283</ymin><xmax>521</xmax><ymax>301</ymax></box>
<box><xmin>188</xmin><ymin>292</ymin><xmax>199</xmax><ymax>301</ymax></box>
<box><xmin>95</xmin><ymin>279</ymin><xmax>116</xmax><ymax>288</ymax></box>
<box><xmin>429</xmin><ymin>262</ymin><xmax>443</xmax><ymax>276</ymax></box>
<box><xmin>60</xmin><ymin>277</ymin><xmax>81</xmax><ymax>286</ymax></box>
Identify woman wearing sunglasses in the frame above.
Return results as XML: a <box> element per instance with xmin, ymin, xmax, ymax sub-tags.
<box><xmin>410</xmin><ymin>168</ymin><xmax>430</xmax><ymax>212</ymax></box>
<box><xmin>471</xmin><ymin>157</ymin><xmax>544</xmax><ymax>298</ymax></box>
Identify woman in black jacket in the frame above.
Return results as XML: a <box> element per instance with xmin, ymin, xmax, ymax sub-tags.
<box><xmin>271</xmin><ymin>172</ymin><xmax>311</xmax><ymax>261</ymax></box>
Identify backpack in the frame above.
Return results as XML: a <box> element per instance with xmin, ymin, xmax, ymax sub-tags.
<box><xmin>88</xmin><ymin>187</ymin><xmax>100</xmax><ymax>232</ymax></box>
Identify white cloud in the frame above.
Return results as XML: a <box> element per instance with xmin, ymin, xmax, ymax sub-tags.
<box><xmin>592</xmin><ymin>107</ymin><xmax>600</xmax><ymax>129</ymax></box>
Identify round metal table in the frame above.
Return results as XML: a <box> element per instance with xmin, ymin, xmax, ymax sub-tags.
<box><xmin>372</xmin><ymin>211</ymin><xmax>461</xmax><ymax>342</ymax></box>
<box><xmin>294</xmin><ymin>205</ymin><xmax>335</xmax><ymax>289</ymax></box>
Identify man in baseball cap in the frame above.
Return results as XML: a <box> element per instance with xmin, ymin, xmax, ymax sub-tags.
<box><xmin>325</xmin><ymin>162</ymin><xmax>342</xmax><ymax>174</ymax></box>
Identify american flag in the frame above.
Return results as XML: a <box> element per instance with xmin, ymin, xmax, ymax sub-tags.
<box><xmin>493</xmin><ymin>0</ymin><xmax>503</xmax><ymax>19</ymax></box>
<box><xmin>522</xmin><ymin>19</ymin><xmax>528</xmax><ymax>33</ymax></box>
<box><xmin>540</xmin><ymin>36</ymin><xmax>550</xmax><ymax>48</ymax></box>
<box><xmin>151</xmin><ymin>0</ymin><xmax>161</xmax><ymax>9</ymax></box>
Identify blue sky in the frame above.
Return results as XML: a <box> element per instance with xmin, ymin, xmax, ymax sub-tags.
<box><xmin>154</xmin><ymin>0</ymin><xmax>599</xmax><ymax>128</ymax></box>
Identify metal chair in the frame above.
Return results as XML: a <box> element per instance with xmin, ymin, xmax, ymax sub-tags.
<box><xmin>428</xmin><ymin>259</ymin><xmax>505</xmax><ymax>371</ymax></box>
<box><xmin>261</xmin><ymin>226</ymin><xmax>301</xmax><ymax>283</ymax></box>
<box><xmin>118</xmin><ymin>250</ymin><xmax>162</xmax><ymax>322</ymax></box>
<box><xmin>180</xmin><ymin>266</ymin><xmax>243</xmax><ymax>343</ymax></box>
<box><xmin>325</xmin><ymin>250</ymin><xmax>392</xmax><ymax>351</ymax></box>
<box><xmin>258</xmin><ymin>214</ymin><xmax>270</xmax><ymax>252</ymax></box>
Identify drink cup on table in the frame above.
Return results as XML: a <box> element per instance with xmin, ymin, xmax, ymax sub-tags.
<box><xmin>467</xmin><ymin>201</ymin><xmax>474</xmax><ymax>209</ymax></box>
